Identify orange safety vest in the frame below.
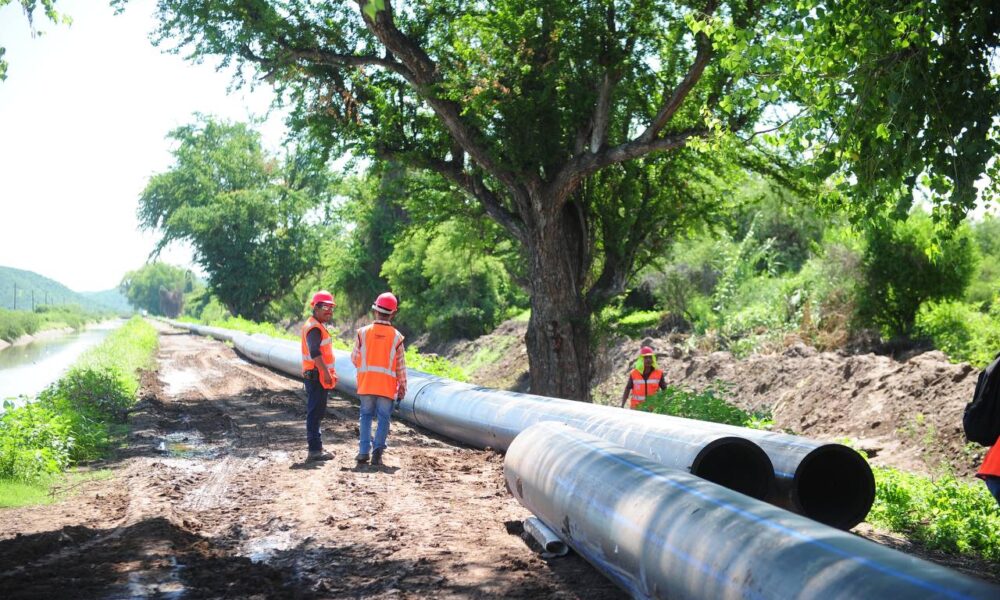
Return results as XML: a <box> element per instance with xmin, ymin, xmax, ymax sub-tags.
<box><xmin>977</xmin><ymin>436</ymin><xmax>1000</xmax><ymax>479</ymax></box>
<box><xmin>629</xmin><ymin>368</ymin><xmax>664</xmax><ymax>409</ymax></box>
<box><xmin>301</xmin><ymin>317</ymin><xmax>336</xmax><ymax>389</ymax></box>
<box><xmin>354</xmin><ymin>323</ymin><xmax>404</xmax><ymax>399</ymax></box>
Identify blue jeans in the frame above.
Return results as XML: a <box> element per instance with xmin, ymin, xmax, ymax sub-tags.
<box><xmin>359</xmin><ymin>395</ymin><xmax>394</xmax><ymax>454</ymax></box>
<box><xmin>985</xmin><ymin>476</ymin><xmax>1000</xmax><ymax>507</ymax></box>
<box><xmin>304</xmin><ymin>379</ymin><xmax>329</xmax><ymax>452</ymax></box>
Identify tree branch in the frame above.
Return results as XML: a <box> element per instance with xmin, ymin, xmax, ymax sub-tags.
<box><xmin>357</xmin><ymin>0</ymin><xmax>527</xmax><ymax>203</ymax></box>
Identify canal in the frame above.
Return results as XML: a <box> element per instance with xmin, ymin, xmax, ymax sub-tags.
<box><xmin>0</xmin><ymin>320</ymin><xmax>125</xmax><ymax>403</ymax></box>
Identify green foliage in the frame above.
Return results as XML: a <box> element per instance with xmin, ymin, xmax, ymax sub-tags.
<box><xmin>0</xmin><ymin>309</ymin><xmax>41</xmax><ymax>342</ymax></box>
<box><xmin>868</xmin><ymin>467</ymin><xmax>1000</xmax><ymax>562</ymax></box>
<box><xmin>637</xmin><ymin>382</ymin><xmax>771</xmax><ymax>430</ymax></box>
<box><xmin>0</xmin><ymin>401</ymin><xmax>72</xmax><ymax>482</ymax></box>
<box><xmin>138</xmin><ymin>116</ymin><xmax>330</xmax><ymax>321</ymax></box>
<box><xmin>405</xmin><ymin>349</ymin><xmax>468</xmax><ymax>382</ymax></box>
<box><xmin>382</xmin><ymin>221</ymin><xmax>526</xmax><ymax>342</ymax></box>
<box><xmin>968</xmin><ymin>215</ymin><xmax>1000</xmax><ymax>309</ymax></box>
<box><xmin>858</xmin><ymin>211</ymin><xmax>979</xmax><ymax>337</ymax></box>
<box><xmin>120</xmin><ymin>262</ymin><xmax>197</xmax><ymax>317</ymax></box>
<box><xmin>327</xmin><ymin>165</ymin><xmax>411</xmax><ymax>317</ymax></box>
<box><xmin>0</xmin><ymin>305</ymin><xmax>105</xmax><ymax>343</ymax></box>
<box><xmin>0</xmin><ymin>317</ymin><xmax>157</xmax><ymax>483</ymax></box>
<box><xmin>915</xmin><ymin>299</ymin><xmax>1000</xmax><ymax>368</ymax></box>
<box><xmin>779</xmin><ymin>0</ymin><xmax>1000</xmax><ymax>222</ymax></box>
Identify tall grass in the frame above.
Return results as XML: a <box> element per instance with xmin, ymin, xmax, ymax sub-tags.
<box><xmin>0</xmin><ymin>305</ymin><xmax>108</xmax><ymax>343</ymax></box>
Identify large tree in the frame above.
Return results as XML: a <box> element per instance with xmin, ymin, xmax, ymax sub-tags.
<box><xmin>143</xmin><ymin>0</ymin><xmax>998</xmax><ymax>399</ymax></box>
<box><xmin>138</xmin><ymin>116</ymin><xmax>331</xmax><ymax>321</ymax></box>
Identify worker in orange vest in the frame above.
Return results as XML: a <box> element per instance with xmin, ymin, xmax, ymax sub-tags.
<box><xmin>351</xmin><ymin>292</ymin><xmax>407</xmax><ymax>467</ymax></box>
<box><xmin>300</xmin><ymin>290</ymin><xmax>338</xmax><ymax>462</ymax></box>
<box><xmin>620</xmin><ymin>346</ymin><xmax>667</xmax><ymax>409</ymax></box>
<box><xmin>976</xmin><ymin>436</ymin><xmax>1000</xmax><ymax>506</ymax></box>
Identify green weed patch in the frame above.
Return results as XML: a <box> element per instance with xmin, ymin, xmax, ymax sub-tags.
<box><xmin>868</xmin><ymin>467</ymin><xmax>1000</xmax><ymax>562</ymax></box>
<box><xmin>636</xmin><ymin>382</ymin><xmax>773</xmax><ymax>430</ymax></box>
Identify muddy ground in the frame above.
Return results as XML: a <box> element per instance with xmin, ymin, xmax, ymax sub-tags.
<box><xmin>0</xmin><ymin>325</ymin><xmax>624</xmax><ymax>599</ymax></box>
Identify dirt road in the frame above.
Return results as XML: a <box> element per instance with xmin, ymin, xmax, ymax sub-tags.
<box><xmin>0</xmin><ymin>326</ymin><xmax>624</xmax><ymax>599</ymax></box>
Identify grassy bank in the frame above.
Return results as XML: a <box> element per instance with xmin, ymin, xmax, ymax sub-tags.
<box><xmin>0</xmin><ymin>317</ymin><xmax>157</xmax><ymax>506</ymax></box>
<box><xmin>0</xmin><ymin>305</ymin><xmax>110</xmax><ymax>343</ymax></box>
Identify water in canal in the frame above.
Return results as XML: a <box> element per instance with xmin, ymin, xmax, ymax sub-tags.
<box><xmin>0</xmin><ymin>320</ymin><xmax>125</xmax><ymax>403</ymax></box>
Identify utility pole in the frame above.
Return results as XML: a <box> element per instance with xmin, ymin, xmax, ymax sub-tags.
<box><xmin>12</xmin><ymin>283</ymin><xmax>16</xmax><ymax>310</ymax></box>
<box><xmin>31</xmin><ymin>290</ymin><xmax>35</xmax><ymax>312</ymax></box>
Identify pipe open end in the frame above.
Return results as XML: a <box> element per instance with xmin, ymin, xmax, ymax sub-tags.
<box><xmin>691</xmin><ymin>437</ymin><xmax>774</xmax><ymax>500</ymax></box>
<box><xmin>794</xmin><ymin>444</ymin><xmax>876</xmax><ymax>530</ymax></box>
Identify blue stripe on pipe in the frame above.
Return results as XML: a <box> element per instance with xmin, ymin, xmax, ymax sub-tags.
<box><xmin>548</xmin><ymin>435</ymin><xmax>975</xmax><ymax>600</ymax></box>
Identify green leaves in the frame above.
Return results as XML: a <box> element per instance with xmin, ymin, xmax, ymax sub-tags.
<box><xmin>138</xmin><ymin>116</ymin><xmax>331</xmax><ymax>321</ymax></box>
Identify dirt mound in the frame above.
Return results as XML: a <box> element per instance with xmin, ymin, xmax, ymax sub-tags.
<box><xmin>448</xmin><ymin>319</ymin><xmax>988</xmax><ymax>478</ymax></box>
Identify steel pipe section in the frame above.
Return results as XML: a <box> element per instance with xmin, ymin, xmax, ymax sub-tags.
<box><xmin>506</xmin><ymin>422</ymin><xmax>999</xmax><ymax>600</ymax></box>
<box><xmin>402</xmin><ymin>379</ymin><xmax>774</xmax><ymax>500</ymax></box>
<box><xmin>164</xmin><ymin>320</ymin><xmax>871</xmax><ymax>527</ymax></box>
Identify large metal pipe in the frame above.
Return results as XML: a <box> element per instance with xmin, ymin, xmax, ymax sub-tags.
<box><xmin>505</xmin><ymin>422</ymin><xmax>999</xmax><ymax>600</ymax></box>
<box><xmin>165</xmin><ymin>320</ymin><xmax>871</xmax><ymax>527</ymax></box>
<box><xmin>401</xmin><ymin>378</ymin><xmax>774</xmax><ymax>500</ymax></box>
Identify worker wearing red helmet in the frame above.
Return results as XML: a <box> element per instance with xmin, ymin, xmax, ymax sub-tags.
<box><xmin>620</xmin><ymin>346</ymin><xmax>667</xmax><ymax>409</ymax></box>
<box><xmin>351</xmin><ymin>292</ymin><xmax>407</xmax><ymax>467</ymax></box>
<box><xmin>300</xmin><ymin>290</ymin><xmax>338</xmax><ymax>462</ymax></box>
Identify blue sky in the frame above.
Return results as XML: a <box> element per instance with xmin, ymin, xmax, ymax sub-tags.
<box><xmin>0</xmin><ymin>0</ymin><xmax>284</xmax><ymax>291</ymax></box>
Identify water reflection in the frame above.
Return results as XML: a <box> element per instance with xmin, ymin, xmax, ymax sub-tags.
<box><xmin>0</xmin><ymin>320</ymin><xmax>125</xmax><ymax>403</ymax></box>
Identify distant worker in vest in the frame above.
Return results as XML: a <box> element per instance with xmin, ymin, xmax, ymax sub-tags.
<box><xmin>620</xmin><ymin>346</ymin><xmax>667</xmax><ymax>410</ymax></box>
<box><xmin>352</xmin><ymin>292</ymin><xmax>407</xmax><ymax>467</ymax></box>
<box><xmin>301</xmin><ymin>291</ymin><xmax>338</xmax><ymax>462</ymax></box>
<box><xmin>976</xmin><ymin>437</ymin><xmax>1000</xmax><ymax>507</ymax></box>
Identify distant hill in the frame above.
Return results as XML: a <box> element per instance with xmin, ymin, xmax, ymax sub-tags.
<box><xmin>0</xmin><ymin>266</ymin><xmax>131</xmax><ymax>314</ymax></box>
<box><xmin>81</xmin><ymin>288</ymin><xmax>133</xmax><ymax>314</ymax></box>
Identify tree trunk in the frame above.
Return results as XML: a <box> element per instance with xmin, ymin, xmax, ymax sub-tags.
<box><xmin>524</xmin><ymin>198</ymin><xmax>592</xmax><ymax>401</ymax></box>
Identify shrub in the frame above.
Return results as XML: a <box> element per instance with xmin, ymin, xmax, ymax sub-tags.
<box><xmin>857</xmin><ymin>211</ymin><xmax>978</xmax><ymax>337</ymax></box>
<box><xmin>0</xmin><ymin>402</ymin><xmax>73</xmax><ymax>482</ymax></box>
<box><xmin>916</xmin><ymin>299</ymin><xmax>1000</xmax><ymax>368</ymax></box>
<box><xmin>637</xmin><ymin>382</ymin><xmax>772</xmax><ymax>429</ymax></box>
<box><xmin>868</xmin><ymin>467</ymin><xmax>1000</xmax><ymax>562</ymax></box>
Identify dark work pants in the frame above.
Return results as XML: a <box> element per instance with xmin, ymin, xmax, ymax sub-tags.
<box><xmin>304</xmin><ymin>379</ymin><xmax>329</xmax><ymax>452</ymax></box>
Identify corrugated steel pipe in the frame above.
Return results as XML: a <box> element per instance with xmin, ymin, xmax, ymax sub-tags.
<box><xmin>165</xmin><ymin>320</ymin><xmax>872</xmax><ymax>527</ymax></box>
<box><xmin>505</xmin><ymin>422</ymin><xmax>999</xmax><ymax>600</ymax></box>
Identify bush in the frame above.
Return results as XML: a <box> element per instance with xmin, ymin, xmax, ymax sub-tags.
<box><xmin>637</xmin><ymin>382</ymin><xmax>772</xmax><ymax>429</ymax></box>
<box><xmin>857</xmin><ymin>212</ymin><xmax>978</xmax><ymax>337</ymax></box>
<box><xmin>0</xmin><ymin>402</ymin><xmax>73</xmax><ymax>482</ymax></box>
<box><xmin>868</xmin><ymin>467</ymin><xmax>1000</xmax><ymax>562</ymax></box>
<box><xmin>0</xmin><ymin>309</ymin><xmax>41</xmax><ymax>342</ymax></box>
<box><xmin>915</xmin><ymin>299</ymin><xmax>1000</xmax><ymax>367</ymax></box>
<box><xmin>382</xmin><ymin>221</ymin><xmax>526</xmax><ymax>342</ymax></box>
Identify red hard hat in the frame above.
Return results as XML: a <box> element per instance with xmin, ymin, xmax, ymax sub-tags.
<box><xmin>373</xmin><ymin>292</ymin><xmax>398</xmax><ymax>313</ymax></box>
<box><xmin>310</xmin><ymin>290</ymin><xmax>336</xmax><ymax>307</ymax></box>
<box><xmin>638</xmin><ymin>346</ymin><xmax>655</xmax><ymax>356</ymax></box>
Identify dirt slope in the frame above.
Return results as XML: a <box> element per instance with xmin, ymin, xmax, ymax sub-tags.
<box><xmin>0</xmin><ymin>325</ymin><xmax>623</xmax><ymax>599</ymax></box>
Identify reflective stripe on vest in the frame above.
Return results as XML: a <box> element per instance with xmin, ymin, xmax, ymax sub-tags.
<box><xmin>301</xmin><ymin>317</ymin><xmax>336</xmax><ymax>389</ymax></box>
<box><xmin>356</xmin><ymin>323</ymin><xmax>403</xmax><ymax>398</ymax></box>
<box><xmin>630</xmin><ymin>368</ymin><xmax>664</xmax><ymax>409</ymax></box>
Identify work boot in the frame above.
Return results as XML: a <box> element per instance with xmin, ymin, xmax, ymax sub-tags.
<box><xmin>355</xmin><ymin>452</ymin><xmax>369</xmax><ymax>464</ymax></box>
<box><xmin>306</xmin><ymin>450</ymin><xmax>333</xmax><ymax>462</ymax></box>
<box><xmin>371</xmin><ymin>448</ymin><xmax>384</xmax><ymax>467</ymax></box>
